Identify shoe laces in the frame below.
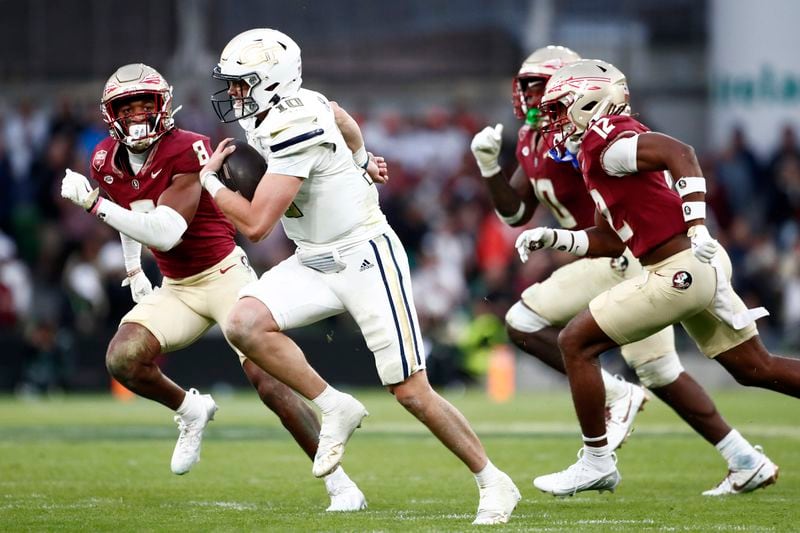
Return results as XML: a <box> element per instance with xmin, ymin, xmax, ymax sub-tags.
<box><xmin>174</xmin><ymin>415</ymin><xmax>201</xmax><ymax>450</ymax></box>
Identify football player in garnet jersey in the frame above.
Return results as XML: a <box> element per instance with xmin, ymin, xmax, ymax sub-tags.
<box><xmin>473</xmin><ymin>48</ymin><xmax>773</xmax><ymax>495</ymax></box>
<box><xmin>524</xmin><ymin>59</ymin><xmax>796</xmax><ymax>497</ymax></box>
<box><xmin>59</xmin><ymin>63</ymin><xmax>368</xmax><ymax>511</ymax></box>
<box><xmin>198</xmin><ymin>29</ymin><xmax>520</xmax><ymax>524</ymax></box>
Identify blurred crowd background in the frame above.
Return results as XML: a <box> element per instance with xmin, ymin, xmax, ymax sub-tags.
<box><xmin>1</xmin><ymin>0</ymin><xmax>799</xmax><ymax>394</ymax></box>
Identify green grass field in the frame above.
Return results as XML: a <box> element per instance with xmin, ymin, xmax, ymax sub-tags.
<box><xmin>1</xmin><ymin>387</ymin><xmax>797</xmax><ymax>532</ymax></box>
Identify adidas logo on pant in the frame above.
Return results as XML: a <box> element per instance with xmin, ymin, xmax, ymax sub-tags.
<box><xmin>359</xmin><ymin>259</ymin><xmax>374</xmax><ymax>271</ymax></box>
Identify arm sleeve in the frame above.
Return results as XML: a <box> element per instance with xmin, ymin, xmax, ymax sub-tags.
<box><xmin>94</xmin><ymin>200</ymin><xmax>188</xmax><ymax>252</ymax></box>
<box><xmin>119</xmin><ymin>233</ymin><xmax>142</xmax><ymax>273</ymax></box>
<box><xmin>601</xmin><ymin>134</ymin><xmax>639</xmax><ymax>177</ymax></box>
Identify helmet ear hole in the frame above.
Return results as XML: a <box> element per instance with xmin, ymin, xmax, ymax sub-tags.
<box><xmin>265</xmin><ymin>82</ymin><xmax>279</xmax><ymax>91</ymax></box>
<box><xmin>581</xmin><ymin>101</ymin><xmax>598</xmax><ymax>112</ymax></box>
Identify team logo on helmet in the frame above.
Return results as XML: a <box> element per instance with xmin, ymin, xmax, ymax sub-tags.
<box><xmin>672</xmin><ymin>271</ymin><xmax>693</xmax><ymax>290</ymax></box>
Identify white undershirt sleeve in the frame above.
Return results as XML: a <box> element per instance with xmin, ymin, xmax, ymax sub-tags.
<box><xmin>601</xmin><ymin>134</ymin><xmax>639</xmax><ymax>177</ymax></box>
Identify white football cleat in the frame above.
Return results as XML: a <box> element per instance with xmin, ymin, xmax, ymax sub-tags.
<box><xmin>472</xmin><ymin>471</ymin><xmax>521</xmax><ymax>525</ymax></box>
<box><xmin>606</xmin><ymin>379</ymin><xmax>648</xmax><ymax>450</ymax></box>
<box><xmin>533</xmin><ymin>450</ymin><xmax>620</xmax><ymax>497</ymax></box>
<box><xmin>702</xmin><ymin>446</ymin><xmax>779</xmax><ymax>496</ymax></box>
<box><xmin>324</xmin><ymin>467</ymin><xmax>367</xmax><ymax>512</ymax></box>
<box><xmin>326</xmin><ymin>483</ymin><xmax>368</xmax><ymax>512</ymax></box>
<box><xmin>312</xmin><ymin>394</ymin><xmax>368</xmax><ymax>478</ymax></box>
<box><xmin>170</xmin><ymin>389</ymin><xmax>218</xmax><ymax>475</ymax></box>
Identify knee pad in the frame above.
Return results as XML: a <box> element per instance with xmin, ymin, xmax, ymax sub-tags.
<box><xmin>632</xmin><ymin>351</ymin><xmax>684</xmax><ymax>388</ymax></box>
<box><xmin>505</xmin><ymin>301</ymin><xmax>551</xmax><ymax>333</ymax></box>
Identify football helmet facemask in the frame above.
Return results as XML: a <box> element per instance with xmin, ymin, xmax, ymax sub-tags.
<box><xmin>539</xmin><ymin>59</ymin><xmax>629</xmax><ymax>144</ymax></box>
<box><xmin>512</xmin><ymin>45</ymin><xmax>581</xmax><ymax>120</ymax></box>
<box><xmin>101</xmin><ymin>64</ymin><xmax>175</xmax><ymax>152</ymax></box>
<box><xmin>211</xmin><ymin>28</ymin><xmax>302</xmax><ymax>123</ymax></box>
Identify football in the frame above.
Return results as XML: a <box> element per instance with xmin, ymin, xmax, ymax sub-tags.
<box><xmin>221</xmin><ymin>139</ymin><xmax>267</xmax><ymax>201</ymax></box>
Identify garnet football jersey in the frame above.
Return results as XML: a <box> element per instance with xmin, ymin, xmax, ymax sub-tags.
<box><xmin>578</xmin><ymin>115</ymin><xmax>686</xmax><ymax>258</ymax></box>
<box><xmin>90</xmin><ymin>129</ymin><xmax>236</xmax><ymax>278</ymax></box>
<box><xmin>515</xmin><ymin>125</ymin><xmax>596</xmax><ymax>230</ymax></box>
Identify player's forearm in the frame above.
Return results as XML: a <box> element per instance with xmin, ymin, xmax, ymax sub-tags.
<box><xmin>212</xmin><ymin>188</ymin><xmax>279</xmax><ymax>242</ymax></box>
<box><xmin>119</xmin><ymin>233</ymin><xmax>143</xmax><ymax>275</ymax></box>
<box><xmin>486</xmin><ymin>166</ymin><xmax>536</xmax><ymax>226</ymax></box>
<box><xmin>92</xmin><ymin>199</ymin><xmax>187</xmax><ymax>251</ymax></box>
<box><xmin>674</xmin><ymin>176</ymin><xmax>708</xmax><ymax>228</ymax></box>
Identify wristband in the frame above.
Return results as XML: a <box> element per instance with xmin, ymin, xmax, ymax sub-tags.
<box><xmin>126</xmin><ymin>267</ymin><xmax>142</xmax><ymax>278</ymax></box>
<box><xmin>551</xmin><ymin>229</ymin><xmax>589</xmax><ymax>256</ymax></box>
<box><xmin>200</xmin><ymin>171</ymin><xmax>226</xmax><ymax>198</ymax></box>
<box><xmin>352</xmin><ymin>146</ymin><xmax>369</xmax><ymax>169</ymax></box>
<box><xmin>682</xmin><ymin>201</ymin><xmax>706</xmax><ymax>222</ymax></box>
<box><xmin>86</xmin><ymin>189</ymin><xmax>101</xmax><ymax>214</ymax></box>
<box><xmin>675</xmin><ymin>177</ymin><xmax>706</xmax><ymax>197</ymax></box>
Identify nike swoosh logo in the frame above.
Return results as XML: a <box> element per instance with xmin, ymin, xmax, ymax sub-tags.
<box><xmin>151</xmin><ymin>169</ymin><xmax>163</xmax><ymax>179</ymax></box>
<box><xmin>219</xmin><ymin>264</ymin><xmax>236</xmax><ymax>274</ymax></box>
<box><xmin>732</xmin><ymin>462</ymin><xmax>767</xmax><ymax>492</ymax></box>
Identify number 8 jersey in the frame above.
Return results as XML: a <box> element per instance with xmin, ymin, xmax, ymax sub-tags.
<box><xmin>90</xmin><ymin>129</ymin><xmax>236</xmax><ymax>278</ymax></box>
<box><xmin>516</xmin><ymin>124</ymin><xmax>597</xmax><ymax>230</ymax></box>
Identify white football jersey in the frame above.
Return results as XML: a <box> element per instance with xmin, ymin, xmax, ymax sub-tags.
<box><xmin>243</xmin><ymin>88</ymin><xmax>388</xmax><ymax>251</ymax></box>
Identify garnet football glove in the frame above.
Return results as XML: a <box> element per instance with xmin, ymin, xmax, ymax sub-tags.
<box><xmin>121</xmin><ymin>270</ymin><xmax>153</xmax><ymax>303</ymax></box>
<box><xmin>688</xmin><ymin>225</ymin><xmax>718</xmax><ymax>263</ymax></box>
<box><xmin>470</xmin><ymin>124</ymin><xmax>503</xmax><ymax>177</ymax></box>
<box><xmin>515</xmin><ymin>227</ymin><xmax>589</xmax><ymax>263</ymax></box>
<box><xmin>61</xmin><ymin>168</ymin><xmax>100</xmax><ymax>211</ymax></box>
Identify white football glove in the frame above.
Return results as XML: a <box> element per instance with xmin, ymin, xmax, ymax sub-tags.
<box><xmin>121</xmin><ymin>271</ymin><xmax>153</xmax><ymax>303</ymax></box>
<box><xmin>515</xmin><ymin>227</ymin><xmax>556</xmax><ymax>263</ymax></box>
<box><xmin>515</xmin><ymin>227</ymin><xmax>590</xmax><ymax>262</ymax></box>
<box><xmin>470</xmin><ymin>124</ymin><xmax>503</xmax><ymax>177</ymax></box>
<box><xmin>688</xmin><ymin>225</ymin><xmax>718</xmax><ymax>263</ymax></box>
<box><xmin>61</xmin><ymin>168</ymin><xmax>100</xmax><ymax>211</ymax></box>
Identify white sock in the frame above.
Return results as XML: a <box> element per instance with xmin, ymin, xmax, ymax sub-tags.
<box><xmin>323</xmin><ymin>466</ymin><xmax>352</xmax><ymax>490</ymax></box>
<box><xmin>474</xmin><ymin>459</ymin><xmax>503</xmax><ymax>489</ymax></box>
<box><xmin>716</xmin><ymin>430</ymin><xmax>759</xmax><ymax>470</ymax></box>
<box><xmin>312</xmin><ymin>385</ymin><xmax>346</xmax><ymax>414</ymax></box>
<box><xmin>602</xmin><ymin>371</ymin><xmax>628</xmax><ymax>405</ymax></box>
<box><xmin>176</xmin><ymin>389</ymin><xmax>197</xmax><ymax>417</ymax></box>
<box><xmin>582</xmin><ymin>437</ymin><xmax>615</xmax><ymax>471</ymax></box>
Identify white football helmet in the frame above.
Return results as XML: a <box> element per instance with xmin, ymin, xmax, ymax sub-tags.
<box><xmin>101</xmin><ymin>63</ymin><xmax>175</xmax><ymax>151</ymax></box>
<box><xmin>539</xmin><ymin>59</ymin><xmax>629</xmax><ymax>141</ymax></box>
<box><xmin>512</xmin><ymin>45</ymin><xmax>581</xmax><ymax>120</ymax></box>
<box><xmin>211</xmin><ymin>28</ymin><xmax>302</xmax><ymax>123</ymax></box>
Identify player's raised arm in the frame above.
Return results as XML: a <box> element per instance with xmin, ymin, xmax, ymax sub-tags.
<box><xmin>200</xmin><ymin>138</ymin><xmax>302</xmax><ymax>242</ymax></box>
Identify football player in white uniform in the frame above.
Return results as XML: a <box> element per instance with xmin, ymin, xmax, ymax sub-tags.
<box><xmin>197</xmin><ymin>29</ymin><xmax>520</xmax><ymax>525</ymax></box>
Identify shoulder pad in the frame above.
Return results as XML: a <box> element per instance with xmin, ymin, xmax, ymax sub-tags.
<box><xmin>266</xmin><ymin>111</ymin><xmax>327</xmax><ymax>155</ymax></box>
